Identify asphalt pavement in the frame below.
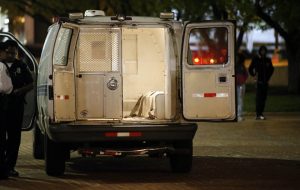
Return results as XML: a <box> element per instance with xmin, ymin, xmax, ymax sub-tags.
<box><xmin>194</xmin><ymin>112</ymin><xmax>300</xmax><ymax>161</ymax></box>
<box><xmin>0</xmin><ymin>112</ymin><xmax>299</xmax><ymax>190</ymax></box>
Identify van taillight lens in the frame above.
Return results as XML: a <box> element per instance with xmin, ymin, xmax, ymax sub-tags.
<box><xmin>105</xmin><ymin>132</ymin><xmax>142</xmax><ymax>137</ymax></box>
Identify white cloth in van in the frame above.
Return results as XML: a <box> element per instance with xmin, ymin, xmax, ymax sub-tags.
<box><xmin>130</xmin><ymin>91</ymin><xmax>165</xmax><ymax>119</ymax></box>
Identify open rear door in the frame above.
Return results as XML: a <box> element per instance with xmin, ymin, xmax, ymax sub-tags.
<box><xmin>75</xmin><ymin>27</ymin><xmax>122</xmax><ymax>120</ymax></box>
<box><xmin>0</xmin><ymin>32</ymin><xmax>38</xmax><ymax>130</ymax></box>
<box><xmin>182</xmin><ymin>22</ymin><xmax>236</xmax><ymax>120</ymax></box>
<box><xmin>52</xmin><ymin>25</ymin><xmax>76</xmax><ymax>122</ymax></box>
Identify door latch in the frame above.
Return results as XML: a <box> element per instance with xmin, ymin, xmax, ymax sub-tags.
<box><xmin>107</xmin><ymin>77</ymin><xmax>118</xmax><ymax>90</ymax></box>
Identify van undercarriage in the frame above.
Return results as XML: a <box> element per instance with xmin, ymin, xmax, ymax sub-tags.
<box><xmin>33</xmin><ymin>122</ymin><xmax>196</xmax><ymax>176</ymax></box>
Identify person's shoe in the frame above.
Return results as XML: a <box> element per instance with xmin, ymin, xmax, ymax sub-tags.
<box><xmin>256</xmin><ymin>115</ymin><xmax>265</xmax><ymax>120</ymax></box>
<box><xmin>8</xmin><ymin>169</ymin><xmax>19</xmax><ymax>177</ymax></box>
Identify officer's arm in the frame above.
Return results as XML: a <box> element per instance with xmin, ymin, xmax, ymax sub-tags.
<box><xmin>13</xmin><ymin>63</ymin><xmax>33</xmax><ymax>96</ymax></box>
<box><xmin>13</xmin><ymin>83</ymin><xmax>33</xmax><ymax>95</ymax></box>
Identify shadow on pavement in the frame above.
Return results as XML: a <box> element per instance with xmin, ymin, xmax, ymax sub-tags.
<box><xmin>2</xmin><ymin>156</ymin><xmax>298</xmax><ymax>190</ymax></box>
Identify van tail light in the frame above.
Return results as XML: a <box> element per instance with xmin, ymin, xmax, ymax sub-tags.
<box><xmin>105</xmin><ymin>132</ymin><xmax>142</xmax><ymax>137</ymax></box>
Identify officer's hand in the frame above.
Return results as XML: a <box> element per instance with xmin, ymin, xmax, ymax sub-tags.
<box><xmin>13</xmin><ymin>88</ymin><xmax>23</xmax><ymax>96</ymax></box>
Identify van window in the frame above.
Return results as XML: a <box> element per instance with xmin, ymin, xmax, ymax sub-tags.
<box><xmin>188</xmin><ymin>27</ymin><xmax>228</xmax><ymax>65</ymax></box>
<box><xmin>53</xmin><ymin>27</ymin><xmax>72</xmax><ymax>65</ymax></box>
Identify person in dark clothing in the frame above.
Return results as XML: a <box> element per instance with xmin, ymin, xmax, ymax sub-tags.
<box><xmin>1</xmin><ymin>40</ymin><xmax>33</xmax><ymax>177</ymax></box>
<box><xmin>248</xmin><ymin>45</ymin><xmax>274</xmax><ymax>120</ymax></box>
<box><xmin>0</xmin><ymin>42</ymin><xmax>11</xmax><ymax>180</ymax></box>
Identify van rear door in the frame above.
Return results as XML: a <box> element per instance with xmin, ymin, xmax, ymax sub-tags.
<box><xmin>181</xmin><ymin>22</ymin><xmax>236</xmax><ymax>120</ymax></box>
<box><xmin>0</xmin><ymin>32</ymin><xmax>38</xmax><ymax>130</ymax></box>
<box><xmin>75</xmin><ymin>27</ymin><xmax>122</xmax><ymax>120</ymax></box>
<box><xmin>52</xmin><ymin>26</ymin><xmax>76</xmax><ymax>122</ymax></box>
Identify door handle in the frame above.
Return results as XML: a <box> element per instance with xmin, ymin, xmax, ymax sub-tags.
<box><xmin>107</xmin><ymin>77</ymin><xmax>118</xmax><ymax>90</ymax></box>
<box><xmin>76</xmin><ymin>74</ymin><xmax>82</xmax><ymax>78</ymax></box>
<box><xmin>219</xmin><ymin>76</ymin><xmax>227</xmax><ymax>83</ymax></box>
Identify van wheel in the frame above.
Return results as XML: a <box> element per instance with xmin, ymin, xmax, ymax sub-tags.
<box><xmin>44</xmin><ymin>135</ymin><xmax>66</xmax><ymax>176</ymax></box>
<box><xmin>33</xmin><ymin>124</ymin><xmax>44</xmax><ymax>159</ymax></box>
<box><xmin>170</xmin><ymin>140</ymin><xmax>193</xmax><ymax>173</ymax></box>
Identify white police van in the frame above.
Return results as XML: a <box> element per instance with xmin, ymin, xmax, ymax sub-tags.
<box><xmin>1</xmin><ymin>10</ymin><xmax>237</xmax><ymax>176</ymax></box>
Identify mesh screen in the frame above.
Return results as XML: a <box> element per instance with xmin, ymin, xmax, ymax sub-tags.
<box><xmin>78</xmin><ymin>29</ymin><xmax>120</xmax><ymax>72</ymax></box>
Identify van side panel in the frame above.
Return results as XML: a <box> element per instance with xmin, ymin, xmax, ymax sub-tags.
<box><xmin>37</xmin><ymin>23</ymin><xmax>59</xmax><ymax>129</ymax></box>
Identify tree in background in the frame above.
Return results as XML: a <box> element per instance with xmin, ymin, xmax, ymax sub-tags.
<box><xmin>1</xmin><ymin>0</ymin><xmax>299</xmax><ymax>93</ymax></box>
<box><xmin>254</xmin><ymin>0</ymin><xmax>300</xmax><ymax>93</ymax></box>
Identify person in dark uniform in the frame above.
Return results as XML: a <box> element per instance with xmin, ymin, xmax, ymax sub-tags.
<box><xmin>248</xmin><ymin>45</ymin><xmax>274</xmax><ymax>120</ymax></box>
<box><xmin>2</xmin><ymin>40</ymin><xmax>33</xmax><ymax>177</ymax></box>
<box><xmin>0</xmin><ymin>42</ymin><xmax>12</xmax><ymax>179</ymax></box>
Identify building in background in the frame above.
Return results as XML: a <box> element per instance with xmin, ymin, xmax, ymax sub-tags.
<box><xmin>0</xmin><ymin>7</ymin><xmax>47</xmax><ymax>58</ymax></box>
<box><xmin>0</xmin><ymin>12</ymin><xmax>32</xmax><ymax>43</ymax></box>
<box><xmin>0</xmin><ymin>7</ymin><xmax>9</xmax><ymax>32</ymax></box>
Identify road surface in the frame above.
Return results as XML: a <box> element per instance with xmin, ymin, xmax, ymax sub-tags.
<box><xmin>1</xmin><ymin>113</ymin><xmax>299</xmax><ymax>190</ymax></box>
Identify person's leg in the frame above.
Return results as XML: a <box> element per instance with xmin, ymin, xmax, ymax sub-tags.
<box><xmin>6</xmin><ymin>104</ymin><xmax>24</xmax><ymax>175</ymax></box>
<box><xmin>237</xmin><ymin>85</ymin><xmax>242</xmax><ymax>119</ymax></box>
<box><xmin>240</xmin><ymin>84</ymin><xmax>246</xmax><ymax>117</ymax></box>
<box><xmin>260</xmin><ymin>84</ymin><xmax>269</xmax><ymax>115</ymax></box>
<box><xmin>237</xmin><ymin>85</ymin><xmax>243</xmax><ymax>121</ymax></box>
<box><xmin>256</xmin><ymin>83</ymin><xmax>264</xmax><ymax>117</ymax></box>
<box><xmin>0</xmin><ymin>109</ymin><xmax>9</xmax><ymax>179</ymax></box>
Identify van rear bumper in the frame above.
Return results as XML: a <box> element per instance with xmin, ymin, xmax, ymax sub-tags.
<box><xmin>47</xmin><ymin>123</ymin><xmax>197</xmax><ymax>143</ymax></box>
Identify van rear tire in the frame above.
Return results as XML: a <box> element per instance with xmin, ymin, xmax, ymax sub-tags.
<box><xmin>170</xmin><ymin>140</ymin><xmax>193</xmax><ymax>173</ymax></box>
<box><xmin>44</xmin><ymin>135</ymin><xmax>66</xmax><ymax>176</ymax></box>
<box><xmin>33</xmin><ymin>124</ymin><xmax>45</xmax><ymax>159</ymax></box>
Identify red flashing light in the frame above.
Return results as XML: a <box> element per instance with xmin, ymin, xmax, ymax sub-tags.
<box><xmin>194</xmin><ymin>57</ymin><xmax>200</xmax><ymax>64</ymax></box>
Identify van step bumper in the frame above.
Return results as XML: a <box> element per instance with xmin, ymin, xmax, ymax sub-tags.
<box><xmin>47</xmin><ymin>123</ymin><xmax>197</xmax><ymax>143</ymax></box>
